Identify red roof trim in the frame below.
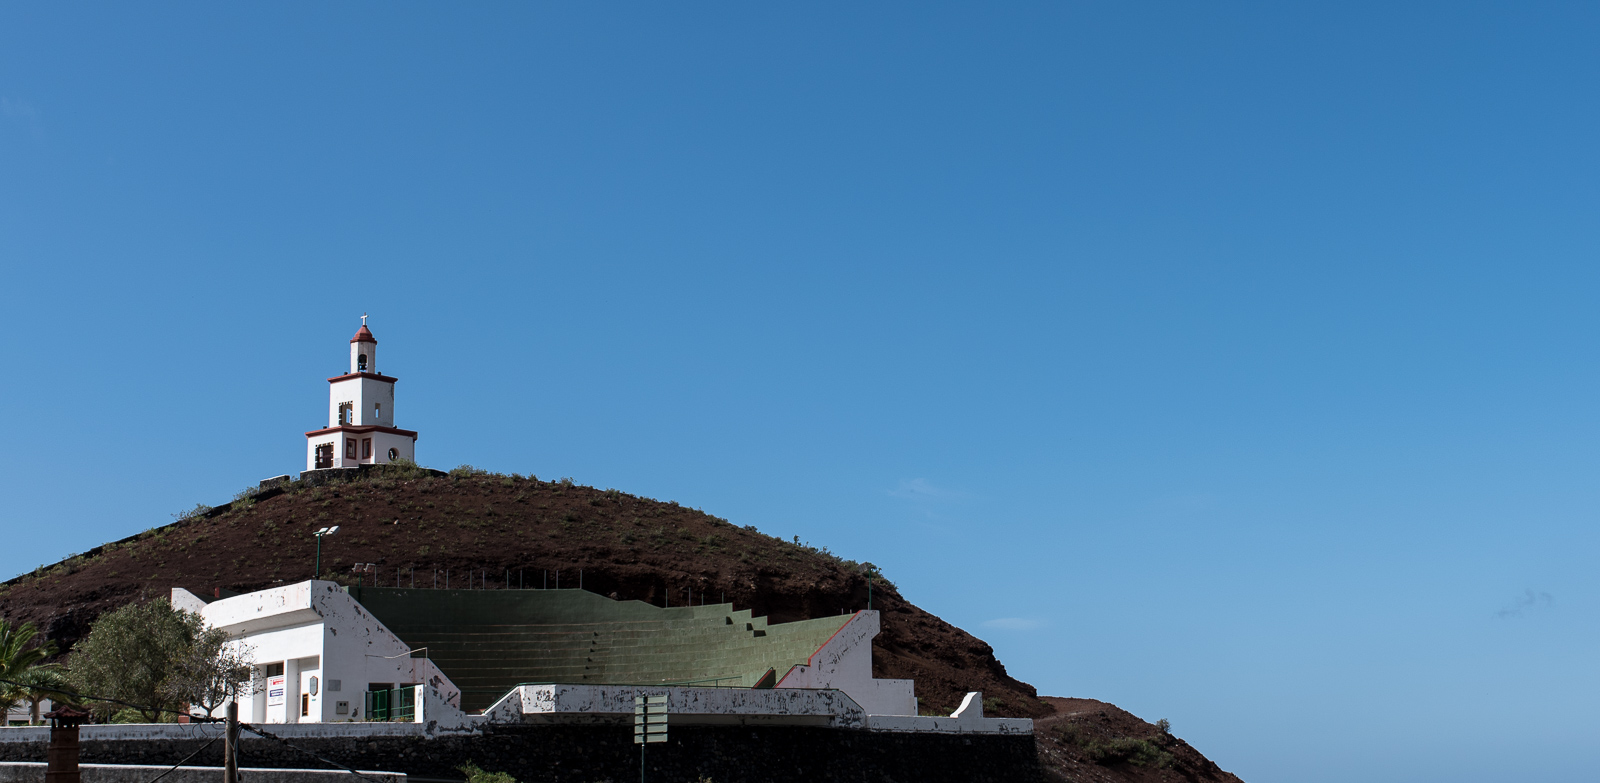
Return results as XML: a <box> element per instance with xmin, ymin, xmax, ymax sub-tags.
<box><xmin>304</xmin><ymin>425</ymin><xmax>419</xmax><ymax>438</ymax></box>
<box><xmin>327</xmin><ymin>372</ymin><xmax>399</xmax><ymax>383</ymax></box>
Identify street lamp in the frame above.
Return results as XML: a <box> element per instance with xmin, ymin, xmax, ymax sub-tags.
<box><xmin>313</xmin><ymin>526</ymin><xmax>339</xmax><ymax>578</ymax></box>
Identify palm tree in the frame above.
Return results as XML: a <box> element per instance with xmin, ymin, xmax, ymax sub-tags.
<box><xmin>0</xmin><ymin>621</ymin><xmax>56</xmax><ymax>721</ymax></box>
<box><xmin>16</xmin><ymin>665</ymin><xmax>69</xmax><ymax>724</ymax></box>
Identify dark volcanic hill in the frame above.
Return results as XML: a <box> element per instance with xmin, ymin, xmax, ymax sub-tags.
<box><xmin>0</xmin><ymin>464</ymin><xmax>1247</xmax><ymax>780</ymax></box>
<box><xmin>0</xmin><ymin>464</ymin><xmax>1047</xmax><ymax>718</ymax></box>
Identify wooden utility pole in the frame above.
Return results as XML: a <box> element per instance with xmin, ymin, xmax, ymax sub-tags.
<box><xmin>223</xmin><ymin>701</ymin><xmax>239</xmax><ymax>783</ymax></box>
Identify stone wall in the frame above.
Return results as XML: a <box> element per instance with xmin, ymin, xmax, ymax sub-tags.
<box><xmin>0</xmin><ymin>763</ymin><xmax>404</xmax><ymax>783</ymax></box>
<box><xmin>0</xmin><ymin>724</ymin><xmax>1042</xmax><ymax>783</ymax></box>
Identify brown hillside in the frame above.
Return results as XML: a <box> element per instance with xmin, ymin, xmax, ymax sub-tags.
<box><xmin>1034</xmin><ymin>697</ymin><xmax>1246</xmax><ymax>783</ymax></box>
<box><xmin>0</xmin><ymin>465</ymin><xmax>1049</xmax><ymax>719</ymax></box>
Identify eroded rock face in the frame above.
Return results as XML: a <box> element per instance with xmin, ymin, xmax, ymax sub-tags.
<box><xmin>42</xmin><ymin>608</ymin><xmax>90</xmax><ymax>650</ymax></box>
<box><xmin>0</xmin><ymin>469</ymin><xmax>1051</xmax><ymax>719</ymax></box>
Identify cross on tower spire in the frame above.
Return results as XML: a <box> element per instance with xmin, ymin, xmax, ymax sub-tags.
<box><xmin>361</xmin><ymin>313</ymin><xmax>369</xmax><ymax>326</ymax></box>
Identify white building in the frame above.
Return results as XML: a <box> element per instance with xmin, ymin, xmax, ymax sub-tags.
<box><xmin>4</xmin><ymin>701</ymin><xmax>49</xmax><ymax>727</ymax></box>
<box><xmin>174</xmin><ymin>581</ymin><xmax>1028</xmax><ymax>734</ymax></box>
<box><xmin>173</xmin><ymin>581</ymin><xmax>459</xmax><ymax>723</ymax></box>
<box><xmin>304</xmin><ymin>319</ymin><xmax>417</xmax><ymax>472</ymax></box>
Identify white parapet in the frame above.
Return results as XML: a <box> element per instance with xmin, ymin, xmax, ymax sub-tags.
<box><xmin>861</xmin><ymin>691</ymin><xmax>1034</xmax><ymax>735</ymax></box>
<box><xmin>482</xmin><ymin>684</ymin><xmax>1031</xmax><ymax>735</ymax></box>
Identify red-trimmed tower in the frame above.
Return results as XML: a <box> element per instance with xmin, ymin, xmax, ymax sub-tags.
<box><xmin>305</xmin><ymin>318</ymin><xmax>418</xmax><ymax>471</ymax></box>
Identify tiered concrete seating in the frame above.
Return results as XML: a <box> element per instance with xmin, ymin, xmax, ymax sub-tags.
<box><xmin>350</xmin><ymin>587</ymin><xmax>851</xmax><ymax>711</ymax></box>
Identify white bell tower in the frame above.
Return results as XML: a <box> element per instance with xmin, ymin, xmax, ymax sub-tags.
<box><xmin>304</xmin><ymin>316</ymin><xmax>419</xmax><ymax>471</ymax></box>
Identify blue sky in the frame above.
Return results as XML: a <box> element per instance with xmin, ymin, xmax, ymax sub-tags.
<box><xmin>3</xmin><ymin>3</ymin><xmax>1599</xmax><ymax>780</ymax></box>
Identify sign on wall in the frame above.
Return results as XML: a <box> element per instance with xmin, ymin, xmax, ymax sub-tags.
<box><xmin>267</xmin><ymin>675</ymin><xmax>286</xmax><ymax>707</ymax></box>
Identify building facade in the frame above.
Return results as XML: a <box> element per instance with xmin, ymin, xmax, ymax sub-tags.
<box><xmin>173</xmin><ymin>581</ymin><xmax>459</xmax><ymax>723</ymax></box>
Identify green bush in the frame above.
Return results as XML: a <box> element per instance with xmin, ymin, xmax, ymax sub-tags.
<box><xmin>382</xmin><ymin>458</ymin><xmax>431</xmax><ymax>480</ymax></box>
<box><xmin>457</xmin><ymin>762</ymin><xmax>517</xmax><ymax>783</ymax></box>
<box><xmin>171</xmin><ymin>503</ymin><xmax>210</xmax><ymax>523</ymax></box>
<box><xmin>1084</xmin><ymin>738</ymin><xmax>1174</xmax><ymax>769</ymax></box>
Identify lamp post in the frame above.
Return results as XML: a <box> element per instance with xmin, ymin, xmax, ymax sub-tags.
<box><xmin>313</xmin><ymin>526</ymin><xmax>339</xmax><ymax>578</ymax></box>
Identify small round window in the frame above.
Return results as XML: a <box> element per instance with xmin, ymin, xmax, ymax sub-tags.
<box><xmin>388</xmin><ymin>448</ymin><xmax>399</xmax><ymax>460</ymax></box>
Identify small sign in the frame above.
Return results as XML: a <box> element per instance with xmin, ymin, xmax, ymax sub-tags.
<box><xmin>633</xmin><ymin>694</ymin><xmax>667</xmax><ymax>744</ymax></box>
<box><xmin>267</xmin><ymin>675</ymin><xmax>286</xmax><ymax>707</ymax></box>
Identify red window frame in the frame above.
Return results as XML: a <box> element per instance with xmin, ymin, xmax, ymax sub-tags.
<box><xmin>361</xmin><ymin>438</ymin><xmax>373</xmax><ymax>459</ymax></box>
<box><xmin>345</xmin><ymin>439</ymin><xmax>357</xmax><ymax>460</ymax></box>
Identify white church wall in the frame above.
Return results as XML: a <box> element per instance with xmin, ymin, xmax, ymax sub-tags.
<box><xmin>369</xmin><ymin>431</ymin><xmax>414</xmax><ymax>464</ymax></box>
<box><xmin>350</xmin><ymin>340</ymin><xmax>377</xmax><ymax>374</ymax></box>
<box><xmin>327</xmin><ymin>379</ymin><xmax>362</xmax><ymax>428</ymax></box>
<box><xmin>306</xmin><ymin>434</ymin><xmax>340</xmax><ymax>471</ymax></box>
<box><xmin>325</xmin><ymin>377</ymin><xmax>396</xmax><ymax>428</ymax></box>
<box><xmin>368</xmin><ymin>381</ymin><xmax>395</xmax><ymax>427</ymax></box>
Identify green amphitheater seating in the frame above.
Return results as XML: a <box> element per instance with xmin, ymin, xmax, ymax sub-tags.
<box><xmin>349</xmin><ymin>587</ymin><xmax>851</xmax><ymax>712</ymax></box>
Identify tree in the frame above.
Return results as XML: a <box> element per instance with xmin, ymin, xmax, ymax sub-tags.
<box><xmin>166</xmin><ymin>627</ymin><xmax>253</xmax><ymax>718</ymax></box>
<box><xmin>0</xmin><ymin>620</ymin><xmax>57</xmax><ymax>718</ymax></box>
<box><xmin>68</xmin><ymin>598</ymin><xmax>202</xmax><ymax>722</ymax></box>
<box><xmin>69</xmin><ymin>599</ymin><xmax>255</xmax><ymax>722</ymax></box>
<box><xmin>16</xmin><ymin>665</ymin><xmax>70</xmax><ymax>724</ymax></box>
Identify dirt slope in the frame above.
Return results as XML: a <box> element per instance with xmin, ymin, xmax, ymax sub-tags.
<box><xmin>0</xmin><ymin>466</ymin><xmax>1048</xmax><ymax>718</ymax></box>
<box><xmin>1034</xmin><ymin>697</ymin><xmax>1245</xmax><ymax>783</ymax></box>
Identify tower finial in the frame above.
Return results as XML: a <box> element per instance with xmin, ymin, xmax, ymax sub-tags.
<box><xmin>361</xmin><ymin>313</ymin><xmax>369</xmax><ymax>326</ymax></box>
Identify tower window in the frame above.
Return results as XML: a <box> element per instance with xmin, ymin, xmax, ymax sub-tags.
<box><xmin>361</xmin><ymin>438</ymin><xmax>372</xmax><ymax>459</ymax></box>
<box><xmin>374</xmin><ymin>403</ymin><xmax>382</xmax><ymax>422</ymax></box>
<box><xmin>315</xmin><ymin>444</ymin><xmax>333</xmax><ymax>470</ymax></box>
<box><xmin>345</xmin><ymin>439</ymin><xmax>357</xmax><ymax>460</ymax></box>
<box><xmin>338</xmin><ymin>402</ymin><xmax>353</xmax><ymax>425</ymax></box>
<box><xmin>357</xmin><ymin>353</ymin><xmax>368</xmax><ymax>372</ymax></box>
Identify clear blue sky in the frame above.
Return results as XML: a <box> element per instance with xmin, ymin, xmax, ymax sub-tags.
<box><xmin>2</xmin><ymin>4</ymin><xmax>1597</xmax><ymax>780</ymax></box>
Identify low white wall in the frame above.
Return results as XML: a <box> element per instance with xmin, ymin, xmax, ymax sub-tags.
<box><xmin>0</xmin><ymin>722</ymin><xmax>434</xmax><ymax>745</ymax></box>
<box><xmin>862</xmin><ymin>691</ymin><xmax>1033</xmax><ymax>735</ymax></box>
<box><xmin>486</xmin><ymin>684</ymin><xmax>1034</xmax><ymax>735</ymax></box>
<box><xmin>503</xmin><ymin>683</ymin><xmax>868</xmax><ymax>728</ymax></box>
